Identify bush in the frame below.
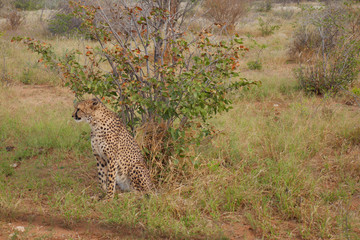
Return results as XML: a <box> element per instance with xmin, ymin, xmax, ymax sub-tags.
<box><xmin>292</xmin><ymin>3</ymin><xmax>360</xmax><ymax>95</ymax></box>
<box><xmin>15</xmin><ymin>1</ymin><xmax>255</xmax><ymax>182</ymax></box>
<box><xmin>295</xmin><ymin>38</ymin><xmax>360</xmax><ymax>95</ymax></box>
<box><xmin>13</xmin><ymin>0</ymin><xmax>44</xmax><ymax>10</ymax></box>
<box><xmin>258</xmin><ymin>18</ymin><xmax>280</xmax><ymax>36</ymax></box>
<box><xmin>48</xmin><ymin>13</ymin><xmax>82</xmax><ymax>36</ymax></box>
<box><xmin>256</xmin><ymin>0</ymin><xmax>272</xmax><ymax>12</ymax></box>
<box><xmin>47</xmin><ymin>2</ymin><xmax>83</xmax><ymax>36</ymax></box>
<box><xmin>289</xmin><ymin>5</ymin><xmax>344</xmax><ymax>61</ymax></box>
<box><xmin>247</xmin><ymin>60</ymin><xmax>262</xmax><ymax>70</ymax></box>
<box><xmin>203</xmin><ymin>0</ymin><xmax>249</xmax><ymax>34</ymax></box>
<box><xmin>5</xmin><ymin>10</ymin><xmax>24</xmax><ymax>30</ymax></box>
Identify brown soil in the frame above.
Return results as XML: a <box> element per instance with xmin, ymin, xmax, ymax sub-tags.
<box><xmin>0</xmin><ymin>210</ymin><xmax>146</xmax><ymax>240</ymax></box>
<box><xmin>221</xmin><ymin>218</ymin><xmax>257</xmax><ymax>240</ymax></box>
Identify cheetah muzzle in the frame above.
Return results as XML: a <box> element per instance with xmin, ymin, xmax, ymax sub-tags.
<box><xmin>72</xmin><ymin>98</ymin><xmax>154</xmax><ymax>200</ymax></box>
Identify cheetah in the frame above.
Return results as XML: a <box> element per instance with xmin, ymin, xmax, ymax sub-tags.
<box><xmin>72</xmin><ymin>98</ymin><xmax>154</xmax><ymax>199</ymax></box>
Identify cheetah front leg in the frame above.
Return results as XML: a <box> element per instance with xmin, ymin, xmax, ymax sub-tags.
<box><xmin>104</xmin><ymin>159</ymin><xmax>119</xmax><ymax>200</ymax></box>
<box><xmin>94</xmin><ymin>154</ymin><xmax>108</xmax><ymax>192</ymax></box>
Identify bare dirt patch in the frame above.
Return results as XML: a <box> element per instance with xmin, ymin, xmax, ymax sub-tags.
<box><xmin>221</xmin><ymin>215</ymin><xmax>257</xmax><ymax>240</ymax></box>
<box><xmin>222</xmin><ymin>222</ymin><xmax>256</xmax><ymax>240</ymax></box>
<box><xmin>0</xmin><ymin>208</ymin><xmax>147</xmax><ymax>240</ymax></box>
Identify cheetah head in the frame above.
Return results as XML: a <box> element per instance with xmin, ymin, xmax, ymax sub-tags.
<box><xmin>72</xmin><ymin>98</ymin><xmax>100</xmax><ymax>123</ymax></box>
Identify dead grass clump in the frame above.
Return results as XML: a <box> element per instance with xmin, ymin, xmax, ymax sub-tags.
<box><xmin>135</xmin><ymin>120</ymin><xmax>191</xmax><ymax>184</ymax></box>
<box><xmin>135</xmin><ymin>120</ymin><xmax>168</xmax><ymax>177</ymax></box>
<box><xmin>203</xmin><ymin>0</ymin><xmax>249</xmax><ymax>34</ymax></box>
<box><xmin>5</xmin><ymin>10</ymin><xmax>24</xmax><ymax>30</ymax></box>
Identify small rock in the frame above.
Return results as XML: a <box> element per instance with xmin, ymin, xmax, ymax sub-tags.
<box><xmin>11</xmin><ymin>163</ymin><xmax>19</xmax><ymax>168</ymax></box>
<box><xmin>273</xmin><ymin>104</ymin><xmax>279</xmax><ymax>107</ymax></box>
<box><xmin>14</xmin><ymin>226</ymin><xmax>25</xmax><ymax>232</ymax></box>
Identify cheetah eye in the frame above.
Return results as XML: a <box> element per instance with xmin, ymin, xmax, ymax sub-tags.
<box><xmin>92</xmin><ymin>98</ymin><xmax>99</xmax><ymax>106</ymax></box>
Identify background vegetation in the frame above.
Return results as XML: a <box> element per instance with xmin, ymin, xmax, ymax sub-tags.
<box><xmin>0</xmin><ymin>0</ymin><xmax>359</xmax><ymax>239</ymax></box>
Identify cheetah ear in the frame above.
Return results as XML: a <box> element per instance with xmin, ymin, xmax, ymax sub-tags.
<box><xmin>92</xmin><ymin>98</ymin><xmax>98</xmax><ymax>105</ymax></box>
<box><xmin>90</xmin><ymin>98</ymin><xmax>99</xmax><ymax>109</ymax></box>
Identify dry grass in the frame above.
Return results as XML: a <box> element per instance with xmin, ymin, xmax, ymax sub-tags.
<box><xmin>0</xmin><ymin>38</ymin><xmax>95</xmax><ymax>86</ymax></box>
